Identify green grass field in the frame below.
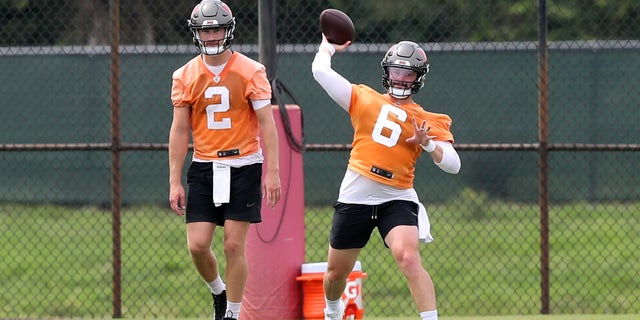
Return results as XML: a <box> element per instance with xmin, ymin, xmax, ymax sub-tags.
<box><xmin>120</xmin><ymin>315</ymin><xmax>639</xmax><ymax>320</ymax></box>
<box><xmin>439</xmin><ymin>316</ymin><xmax>637</xmax><ymax>320</ymax></box>
<box><xmin>304</xmin><ymin>199</ymin><xmax>639</xmax><ymax>317</ymax></box>
<box><xmin>86</xmin><ymin>315</ymin><xmax>639</xmax><ymax>320</ymax></box>
<box><xmin>80</xmin><ymin>315</ymin><xmax>639</xmax><ymax>320</ymax></box>
<box><xmin>0</xmin><ymin>201</ymin><xmax>638</xmax><ymax>318</ymax></box>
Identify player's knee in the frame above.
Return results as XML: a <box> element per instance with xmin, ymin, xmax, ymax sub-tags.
<box><xmin>394</xmin><ymin>250</ymin><xmax>422</xmax><ymax>273</ymax></box>
<box><xmin>325</xmin><ymin>268</ymin><xmax>349</xmax><ymax>283</ymax></box>
<box><xmin>223</xmin><ymin>239</ymin><xmax>244</xmax><ymax>258</ymax></box>
<box><xmin>188</xmin><ymin>239</ymin><xmax>212</xmax><ymax>257</ymax></box>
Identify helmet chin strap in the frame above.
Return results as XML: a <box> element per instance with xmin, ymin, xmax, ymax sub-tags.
<box><xmin>389</xmin><ymin>87</ymin><xmax>411</xmax><ymax>99</ymax></box>
<box><xmin>193</xmin><ymin>31</ymin><xmax>229</xmax><ymax>55</ymax></box>
<box><xmin>201</xmin><ymin>44</ymin><xmax>227</xmax><ymax>55</ymax></box>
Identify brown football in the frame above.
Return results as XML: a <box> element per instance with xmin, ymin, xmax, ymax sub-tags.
<box><xmin>319</xmin><ymin>9</ymin><xmax>355</xmax><ymax>45</ymax></box>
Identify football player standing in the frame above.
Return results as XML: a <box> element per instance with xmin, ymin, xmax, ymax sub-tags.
<box><xmin>168</xmin><ymin>1</ymin><xmax>281</xmax><ymax>319</ymax></box>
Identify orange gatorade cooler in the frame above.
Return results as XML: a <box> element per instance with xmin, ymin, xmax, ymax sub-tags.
<box><xmin>296</xmin><ymin>261</ymin><xmax>367</xmax><ymax>320</ymax></box>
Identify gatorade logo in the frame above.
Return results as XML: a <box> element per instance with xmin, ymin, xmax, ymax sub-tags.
<box><xmin>342</xmin><ymin>279</ymin><xmax>360</xmax><ymax>300</ymax></box>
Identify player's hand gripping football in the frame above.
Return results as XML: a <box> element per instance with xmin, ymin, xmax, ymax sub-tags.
<box><xmin>321</xmin><ymin>34</ymin><xmax>351</xmax><ymax>52</ymax></box>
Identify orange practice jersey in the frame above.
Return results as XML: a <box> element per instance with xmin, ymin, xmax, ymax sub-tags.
<box><xmin>348</xmin><ymin>84</ymin><xmax>454</xmax><ymax>189</ymax></box>
<box><xmin>171</xmin><ymin>52</ymin><xmax>272</xmax><ymax>160</ymax></box>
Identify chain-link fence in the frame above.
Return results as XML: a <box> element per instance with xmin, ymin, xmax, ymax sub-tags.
<box><xmin>1</xmin><ymin>0</ymin><xmax>639</xmax><ymax>319</ymax></box>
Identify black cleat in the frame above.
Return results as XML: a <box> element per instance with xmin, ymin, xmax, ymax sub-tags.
<box><xmin>212</xmin><ymin>290</ymin><xmax>227</xmax><ymax>320</ymax></box>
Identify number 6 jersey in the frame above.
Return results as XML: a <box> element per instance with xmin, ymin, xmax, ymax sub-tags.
<box><xmin>347</xmin><ymin>84</ymin><xmax>454</xmax><ymax>189</ymax></box>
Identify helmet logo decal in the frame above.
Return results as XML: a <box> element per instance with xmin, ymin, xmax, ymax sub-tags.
<box><xmin>202</xmin><ymin>20</ymin><xmax>221</xmax><ymax>26</ymax></box>
<box><xmin>393</xmin><ymin>60</ymin><xmax>411</xmax><ymax>67</ymax></box>
<box><xmin>219</xmin><ymin>3</ymin><xmax>232</xmax><ymax>15</ymax></box>
<box><xmin>417</xmin><ymin>49</ymin><xmax>427</xmax><ymax>61</ymax></box>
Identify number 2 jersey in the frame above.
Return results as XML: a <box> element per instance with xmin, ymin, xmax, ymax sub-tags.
<box><xmin>348</xmin><ymin>84</ymin><xmax>454</xmax><ymax>189</ymax></box>
<box><xmin>171</xmin><ymin>52</ymin><xmax>272</xmax><ymax>161</ymax></box>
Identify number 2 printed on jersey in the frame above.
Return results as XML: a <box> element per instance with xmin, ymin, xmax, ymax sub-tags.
<box><xmin>205</xmin><ymin>86</ymin><xmax>231</xmax><ymax>129</ymax></box>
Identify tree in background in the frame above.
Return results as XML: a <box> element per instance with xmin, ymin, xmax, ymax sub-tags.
<box><xmin>0</xmin><ymin>0</ymin><xmax>637</xmax><ymax>46</ymax></box>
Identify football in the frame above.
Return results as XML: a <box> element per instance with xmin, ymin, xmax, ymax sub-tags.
<box><xmin>319</xmin><ymin>8</ymin><xmax>355</xmax><ymax>45</ymax></box>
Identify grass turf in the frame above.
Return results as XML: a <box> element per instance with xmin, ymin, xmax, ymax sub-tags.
<box><xmin>0</xmin><ymin>202</ymin><xmax>638</xmax><ymax>318</ymax></box>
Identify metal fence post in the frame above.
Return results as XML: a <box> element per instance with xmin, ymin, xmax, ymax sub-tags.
<box><xmin>537</xmin><ymin>0</ymin><xmax>550</xmax><ymax>314</ymax></box>
<box><xmin>109</xmin><ymin>0</ymin><xmax>122</xmax><ymax>317</ymax></box>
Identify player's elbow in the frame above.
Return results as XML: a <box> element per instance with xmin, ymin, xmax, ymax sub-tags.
<box><xmin>437</xmin><ymin>161</ymin><xmax>460</xmax><ymax>174</ymax></box>
<box><xmin>449</xmin><ymin>164</ymin><xmax>461</xmax><ymax>174</ymax></box>
<box><xmin>435</xmin><ymin>143</ymin><xmax>461</xmax><ymax>174</ymax></box>
<box><xmin>311</xmin><ymin>64</ymin><xmax>326</xmax><ymax>82</ymax></box>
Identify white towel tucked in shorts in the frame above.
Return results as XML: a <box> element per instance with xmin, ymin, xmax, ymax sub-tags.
<box><xmin>212</xmin><ymin>163</ymin><xmax>231</xmax><ymax>207</ymax></box>
<box><xmin>418</xmin><ymin>202</ymin><xmax>434</xmax><ymax>243</ymax></box>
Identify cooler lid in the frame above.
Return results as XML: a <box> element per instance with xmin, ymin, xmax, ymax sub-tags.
<box><xmin>301</xmin><ymin>261</ymin><xmax>361</xmax><ymax>273</ymax></box>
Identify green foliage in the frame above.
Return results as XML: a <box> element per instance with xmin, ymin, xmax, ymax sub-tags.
<box><xmin>0</xmin><ymin>0</ymin><xmax>638</xmax><ymax>46</ymax></box>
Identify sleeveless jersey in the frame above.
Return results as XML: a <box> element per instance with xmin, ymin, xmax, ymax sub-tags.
<box><xmin>171</xmin><ymin>52</ymin><xmax>272</xmax><ymax>160</ymax></box>
<box><xmin>348</xmin><ymin>84</ymin><xmax>454</xmax><ymax>189</ymax></box>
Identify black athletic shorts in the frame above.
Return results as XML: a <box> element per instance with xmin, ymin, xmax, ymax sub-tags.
<box><xmin>185</xmin><ymin>162</ymin><xmax>262</xmax><ymax>225</ymax></box>
<box><xmin>330</xmin><ymin>200</ymin><xmax>418</xmax><ymax>249</ymax></box>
